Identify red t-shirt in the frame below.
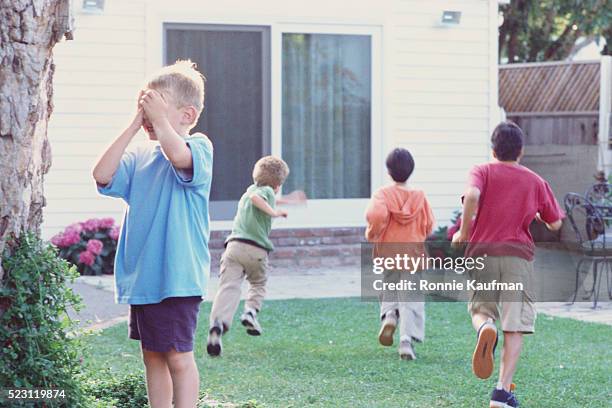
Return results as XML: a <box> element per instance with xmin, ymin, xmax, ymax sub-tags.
<box><xmin>466</xmin><ymin>162</ymin><xmax>565</xmax><ymax>260</ymax></box>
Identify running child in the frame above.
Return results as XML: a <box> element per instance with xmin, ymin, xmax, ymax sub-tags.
<box><xmin>207</xmin><ymin>156</ymin><xmax>305</xmax><ymax>356</ymax></box>
<box><xmin>452</xmin><ymin>121</ymin><xmax>564</xmax><ymax>408</ymax></box>
<box><xmin>365</xmin><ymin>148</ymin><xmax>435</xmax><ymax>360</ymax></box>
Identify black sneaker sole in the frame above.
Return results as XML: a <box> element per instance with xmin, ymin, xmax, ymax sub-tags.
<box><xmin>207</xmin><ymin>326</ymin><xmax>222</xmax><ymax>357</ymax></box>
<box><xmin>241</xmin><ymin>319</ymin><xmax>261</xmax><ymax>336</ymax></box>
<box><xmin>207</xmin><ymin>342</ymin><xmax>221</xmax><ymax>357</ymax></box>
<box><xmin>400</xmin><ymin>353</ymin><xmax>415</xmax><ymax>361</ymax></box>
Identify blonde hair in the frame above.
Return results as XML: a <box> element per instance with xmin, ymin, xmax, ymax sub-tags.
<box><xmin>252</xmin><ymin>156</ymin><xmax>290</xmax><ymax>188</ymax></box>
<box><xmin>146</xmin><ymin>59</ymin><xmax>206</xmax><ymax>119</ymax></box>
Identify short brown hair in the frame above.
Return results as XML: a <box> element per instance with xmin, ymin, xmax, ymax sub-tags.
<box><xmin>386</xmin><ymin>148</ymin><xmax>414</xmax><ymax>182</ymax></box>
<box><xmin>146</xmin><ymin>59</ymin><xmax>206</xmax><ymax>119</ymax></box>
<box><xmin>491</xmin><ymin>121</ymin><xmax>524</xmax><ymax>161</ymax></box>
<box><xmin>252</xmin><ymin>156</ymin><xmax>289</xmax><ymax>188</ymax></box>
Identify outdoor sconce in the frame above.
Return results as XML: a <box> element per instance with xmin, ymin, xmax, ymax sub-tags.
<box><xmin>81</xmin><ymin>0</ymin><xmax>105</xmax><ymax>14</ymax></box>
<box><xmin>441</xmin><ymin>10</ymin><xmax>461</xmax><ymax>25</ymax></box>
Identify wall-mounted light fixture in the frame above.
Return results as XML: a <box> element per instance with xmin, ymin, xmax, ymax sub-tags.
<box><xmin>81</xmin><ymin>0</ymin><xmax>105</xmax><ymax>14</ymax></box>
<box><xmin>441</xmin><ymin>10</ymin><xmax>461</xmax><ymax>25</ymax></box>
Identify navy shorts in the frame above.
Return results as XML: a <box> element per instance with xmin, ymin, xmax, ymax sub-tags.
<box><xmin>128</xmin><ymin>296</ymin><xmax>202</xmax><ymax>352</ymax></box>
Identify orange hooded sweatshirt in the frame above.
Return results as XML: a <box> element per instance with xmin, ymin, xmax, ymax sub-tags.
<box><xmin>365</xmin><ymin>185</ymin><xmax>435</xmax><ymax>244</ymax></box>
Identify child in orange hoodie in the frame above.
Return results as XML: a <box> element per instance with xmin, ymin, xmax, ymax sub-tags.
<box><xmin>365</xmin><ymin>148</ymin><xmax>435</xmax><ymax>360</ymax></box>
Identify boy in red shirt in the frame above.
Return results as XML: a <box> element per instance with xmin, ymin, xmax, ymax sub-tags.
<box><xmin>453</xmin><ymin>121</ymin><xmax>564</xmax><ymax>408</ymax></box>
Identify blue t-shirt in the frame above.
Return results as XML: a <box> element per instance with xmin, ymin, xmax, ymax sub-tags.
<box><xmin>97</xmin><ymin>134</ymin><xmax>213</xmax><ymax>304</ymax></box>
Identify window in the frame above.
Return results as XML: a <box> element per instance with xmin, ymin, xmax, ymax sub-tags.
<box><xmin>281</xmin><ymin>33</ymin><xmax>372</xmax><ymax>199</ymax></box>
<box><xmin>165</xmin><ymin>24</ymin><xmax>271</xmax><ymax>219</ymax></box>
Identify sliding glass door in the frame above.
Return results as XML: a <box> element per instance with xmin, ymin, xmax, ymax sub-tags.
<box><xmin>281</xmin><ymin>33</ymin><xmax>372</xmax><ymax>199</ymax></box>
<box><xmin>165</xmin><ymin>24</ymin><xmax>271</xmax><ymax>220</ymax></box>
<box><xmin>163</xmin><ymin>22</ymin><xmax>377</xmax><ymax>226</ymax></box>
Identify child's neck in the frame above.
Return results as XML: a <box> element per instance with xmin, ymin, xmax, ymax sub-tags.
<box><xmin>494</xmin><ymin>158</ymin><xmax>520</xmax><ymax>166</ymax></box>
<box><xmin>394</xmin><ymin>181</ymin><xmax>410</xmax><ymax>190</ymax></box>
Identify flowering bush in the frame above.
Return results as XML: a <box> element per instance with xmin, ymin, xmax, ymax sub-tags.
<box><xmin>50</xmin><ymin>217</ymin><xmax>120</xmax><ymax>275</ymax></box>
<box><xmin>425</xmin><ymin>210</ymin><xmax>464</xmax><ymax>260</ymax></box>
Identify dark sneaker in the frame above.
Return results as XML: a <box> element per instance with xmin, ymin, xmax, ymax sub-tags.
<box><xmin>490</xmin><ymin>385</ymin><xmax>519</xmax><ymax>407</ymax></box>
<box><xmin>378</xmin><ymin>311</ymin><xmax>398</xmax><ymax>347</ymax></box>
<box><xmin>240</xmin><ymin>309</ymin><xmax>262</xmax><ymax>336</ymax></box>
<box><xmin>472</xmin><ymin>321</ymin><xmax>498</xmax><ymax>379</ymax></box>
<box><xmin>206</xmin><ymin>323</ymin><xmax>223</xmax><ymax>357</ymax></box>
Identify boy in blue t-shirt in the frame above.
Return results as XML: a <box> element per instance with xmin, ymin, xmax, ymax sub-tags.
<box><xmin>93</xmin><ymin>60</ymin><xmax>212</xmax><ymax>408</ymax></box>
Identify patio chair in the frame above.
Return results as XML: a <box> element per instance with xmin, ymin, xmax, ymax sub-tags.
<box><xmin>585</xmin><ymin>183</ymin><xmax>612</xmax><ymax>214</ymax></box>
<box><xmin>564</xmin><ymin>193</ymin><xmax>612</xmax><ymax>308</ymax></box>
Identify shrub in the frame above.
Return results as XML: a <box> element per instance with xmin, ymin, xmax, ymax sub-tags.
<box><xmin>83</xmin><ymin>370</ymin><xmax>148</xmax><ymax>408</ymax></box>
<box><xmin>50</xmin><ymin>217</ymin><xmax>119</xmax><ymax>275</ymax></box>
<box><xmin>426</xmin><ymin>210</ymin><xmax>463</xmax><ymax>260</ymax></box>
<box><xmin>0</xmin><ymin>233</ymin><xmax>87</xmax><ymax>407</ymax></box>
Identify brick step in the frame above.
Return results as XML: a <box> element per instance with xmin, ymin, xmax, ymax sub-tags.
<box><xmin>209</xmin><ymin>243</ymin><xmax>362</xmax><ymax>271</ymax></box>
<box><xmin>209</xmin><ymin>227</ymin><xmax>366</xmax><ymax>250</ymax></box>
<box><xmin>208</xmin><ymin>234</ymin><xmax>365</xmax><ymax>249</ymax></box>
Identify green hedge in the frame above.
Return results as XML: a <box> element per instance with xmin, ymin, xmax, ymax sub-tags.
<box><xmin>0</xmin><ymin>233</ymin><xmax>86</xmax><ymax>407</ymax></box>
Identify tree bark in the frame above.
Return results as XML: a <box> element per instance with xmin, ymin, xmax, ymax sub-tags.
<box><xmin>0</xmin><ymin>0</ymin><xmax>73</xmax><ymax>279</ymax></box>
<box><xmin>543</xmin><ymin>24</ymin><xmax>575</xmax><ymax>60</ymax></box>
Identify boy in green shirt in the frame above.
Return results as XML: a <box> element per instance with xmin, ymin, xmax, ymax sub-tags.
<box><xmin>207</xmin><ymin>156</ymin><xmax>299</xmax><ymax>356</ymax></box>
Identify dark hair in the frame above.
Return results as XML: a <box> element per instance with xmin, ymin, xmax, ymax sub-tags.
<box><xmin>491</xmin><ymin>121</ymin><xmax>524</xmax><ymax>161</ymax></box>
<box><xmin>386</xmin><ymin>148</ymin><xmax>414</xmax><ymax>183</ymax></box>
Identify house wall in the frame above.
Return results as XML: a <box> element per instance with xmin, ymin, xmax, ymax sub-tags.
<box><xmin>43</xmin><ymin>0</ymin><xmax>496</xmax><ymax>238</ymax></box>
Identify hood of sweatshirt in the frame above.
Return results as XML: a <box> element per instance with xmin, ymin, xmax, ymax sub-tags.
<box><xmin>379</xmin><ymin>185</ymin><xmax>425</xmax><ymax>225</ymax></box>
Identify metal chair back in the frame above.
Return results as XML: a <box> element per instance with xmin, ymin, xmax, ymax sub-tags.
<box><xmin>564</xmin><ymin>193</ymin><xmax>607</xmax><ymax>253</ymax></box>
<box><xmin>584</xmin><ymin>183</ymin><xmax>612</xmax><ymax>214</ymax></box>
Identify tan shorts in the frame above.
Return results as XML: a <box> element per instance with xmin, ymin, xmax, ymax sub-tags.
<box><xmin>468</xmin><ymin>256</ymin><xmax>536</xmax><ymax>333</ymax></box>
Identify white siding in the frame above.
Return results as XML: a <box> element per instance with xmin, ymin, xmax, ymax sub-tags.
<box><xmin>43</xmin><ymin>0</ymin><xmax>497</xmax><ymax>237</ymax></box>
<box><xmin>389</xmin><ymin>0</ymin><xmax>494</xmax><ymax>224</ymax></box>
<box><xmin>44</xmin><ymin>0</ymin><xmax>147</xmax><ymax>238</ymax></box>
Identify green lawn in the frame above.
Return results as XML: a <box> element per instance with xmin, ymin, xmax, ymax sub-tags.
<box><xmin>84</xmin><ymin>299</ymin><xmax>612</xmax><ymax>407</ymax></box>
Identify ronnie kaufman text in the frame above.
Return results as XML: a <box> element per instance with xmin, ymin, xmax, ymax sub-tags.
<box><xmin>373</xmin><ymin>279</ymin><xmax>524</xmax><ymax>292</ymax></box>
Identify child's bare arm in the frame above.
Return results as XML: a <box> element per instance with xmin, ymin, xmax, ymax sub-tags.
<box><xmin>452</xmin><ymin>186</ymin><xmax>480</xmax><ymax>244</ymax></box>
<box><xmin>250</xmin><ymin>194</ymin><xmax>287</xmax><ymax>218</ymax></box>
<box><xmin>140</xmin><ymin>89</ymin><xmax>193</xmax><ymax>169</ymax></box>
<box><xmin>93</xmin><ymin>95</ymin><xmax>143</xmax><ymax>185</ymax></box>
<box><xmin>276</xmin><ymin>190</ymin><xmax>307</xmax><ymax>205</ymax></box>
<box><xmin>535</xmin><ymin>213</ymin><xmax>563</xmax><ymax>231</ymax></box>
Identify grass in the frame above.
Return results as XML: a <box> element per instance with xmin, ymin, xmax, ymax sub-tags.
<box><xmin>83</xmin><ymin>298</ymin><xmax>612</xmax><ymax>407</ymax></box>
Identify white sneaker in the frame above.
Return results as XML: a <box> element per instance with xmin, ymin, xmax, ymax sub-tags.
<box><xmin>240</xmin><ymin>309</ymin><xmax>262</xmax><ymax>336</ymax></box>
<box><xmin>378</xmin><ymin>311</ymin><xmax>398</xmax><ymax>346</ymax></box>
<box><xmin>399</xmin><ymin>338</ymin><xmax>416</xmax><ymax>360</ymax></box>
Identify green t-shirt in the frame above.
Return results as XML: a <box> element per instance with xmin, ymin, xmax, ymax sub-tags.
<box><xmin>226</xmin><ymin>184</ymin><xmax>276</xmax><ymax>251</ymax></box>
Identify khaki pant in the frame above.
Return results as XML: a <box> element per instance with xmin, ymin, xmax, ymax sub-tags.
<box><xmin>209</xmin><ymin>241</ymin><xmax>269</xmax><ymax>329</ymax></box>
<box><xmin>380</xmin><ymin>271</ymin><xmax>425</xmax><ymax>342</ymax></box>
<box><xmin>468</xmin><ymin>256</ymin><xmax>537</xmax><ymax>333</ymax></box>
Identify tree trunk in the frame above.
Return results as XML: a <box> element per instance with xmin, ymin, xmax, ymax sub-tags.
<box><xmin>0</xmin><ymin>0</ymin><xmax>73</xmax><ymax>280</ymax></box>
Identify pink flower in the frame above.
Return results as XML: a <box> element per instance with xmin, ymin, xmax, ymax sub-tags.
<box><xmin>81</xmin><ymin>218</ymin><xmax>100</xmax><ymax>232</ymax></box>
<box><xmin>86</xmin><ymin>239</ymin><xmax>104</xmax><ymax>255</ymax></box>
<box><xmin>62</xmin><ymin>229</ymin><xmax>82</xmax><ymax>247</ymax></box>
<box><xmin>51</xmin><ymin>233</ymin><xmax>66</xmax><ymax>247</ymax></box>
<box><xmin>78</xmin><ymin>250</ymin><xmax>96</xmax><ymax>266</ymax></box>
<box><xmin>109</xmin><ymin>226</ymin><xmax>120</xmax><ymax>241</ymax></box>
<box><xmin>67</xmin><ymin>223</ymin><xmax>83</xmax><ymax>234</ymax></box>
<box><xmin>98</xmin><ymin>217</ymin><xmax>115</xmax><ymax>229</ymax></box>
